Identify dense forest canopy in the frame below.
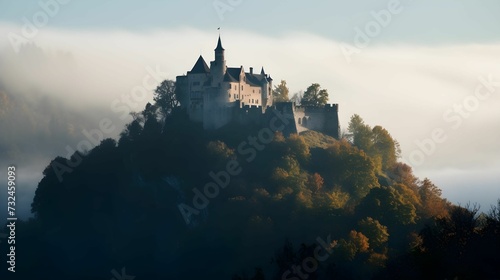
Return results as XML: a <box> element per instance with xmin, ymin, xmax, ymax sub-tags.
<box><xmin>1</xmin><ymin>80</ymin><xmax>499</xmax><ymax>280</ymax></box>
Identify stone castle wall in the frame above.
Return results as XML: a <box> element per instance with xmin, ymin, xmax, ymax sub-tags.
<box><xmin>176</xmin><ymin>37</ymin><xmax>339</xmax><ymax>137</ymax></box>
<box><xmin>228</xmin><ymin>102</ymin><xmax>340</xmax><ymax>139</ymax></box>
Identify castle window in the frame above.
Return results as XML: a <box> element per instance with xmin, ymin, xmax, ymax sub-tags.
<box><xmin>256</xmin><ymin>99</ymin><xmax>259</xmax><ymax>104</ymax></box>
<box><xmin>253</xmin><ymin>89</ymin><xmax>255</xmax><ymax>93</ymax></box>
<box><xmin>241</xmin><ymin>85</ymin><xmax>244</xmax><ymax>90</ymax></box>
<box><xmin>234</xmin><ymin>94</ymin><xmax>237</xmax><ymax>99</ymax></box>
<box><xmin>228</xmin><ymin>84</ymin><xmax>231</xmax><ymax>89</ymax></box>
<box><xmin>249</xmin><ymin>99</ymin><xmax>251</xmax><ymax>103</ymax></box>
<box><xmin>229</xmin><ymin>94</ymin><xmax>231</xmax><ymax>99</ymax></box>
<box><xmin>252</xmin><ymin>99</ymin><xmax>254</xmax><ymax>103</ymax></box>
<box><xmin>235</xmin><ymin>85</ymin><xmax>237</xmax><ymax>90</ymax></box>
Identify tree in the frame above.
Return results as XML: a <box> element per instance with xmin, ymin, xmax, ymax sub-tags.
<box><xmin>118</xmin><ymin>118</ymin><xmax>143</xmax><ymax>147</ymax></box>
<box><xmin>326</xmin><ymin>188</ymin><xmax>350</xmax><ymax>209</ymax></box>
<box><xmin>357</xmin><ymin>187</ymin><xmax>418</xmax><ymax>226</ymax></box>
<box><xmin>358</xmin><ymin>217</ymin><xmax>389</xmax><ymax>250</ymax></box>
<box><xmin>307</xmin><ymin>173</ymin><xmax>324</xmax><ymax>193</ymax></box>
<box><xmin>322</xmin><ymin>139</ymin><xmax>379</xmax><ymax>199</ymax></box>
<box><xmin>386</xmin><ymin>162</ymin><xmax>419</xmax><ymax>189</ymax></box>
<box><xmin>337</xmin><ymin>230</ymin><xmax>370</xmax><ymax>261</ymax></box>
<box><xmin>154</xmin><ymin>79</ymin><xmax>179</xmax><ymax>117</ymax></box>
<box><xmin>272</xmin><ymin>80</ymin><xmax>289</xmax><ymax>102</ymax></box>
<box><xmin>418</xmin><ymin>178</ymin><xmax>449</xmax><ymax>219</ymax></box>
<box><xmin>206</xmin><ymin>140</ymin><xmax>236</xmax><ymax>170</ymax></box>
<box><xmin>349</xmin><ymin>230</ymin><xmax>370</xmax><ymax>253</ymax></box>
<box><xmin>371</xmin><ymin>125</ymin><xmax>400</xmax><ymax>170</ymax></box>
<box><xmin>488</xmin><ymin>199</ymin><xmax>500</xmax><ymax>226</ymax></box>
<box><xmin>141</xmin><ymin>102</ymin><xmax>162</xmax><ymax>137</ymax></box>
<box><xmin>347</xmin><ymin>115</ymin><xmax>401</xmax><ymax>172</ymax></box>
<box><xmin>301</xmin><ymin>83</ymin><xmax>328</xmax><ymax>107</ymax></box>
<box><xmin>290</xmin><ymin>90</ymin><xmax>303</xmax><ymax>105</ymax></box>
<box><xmin>347</xmin><ymin>114</ymin><xmax>373</xmax><ymax>152</ymax></box>
<box><xmin>284</xmin><ymin>134</ymin><xmax>310</xmax><ymax>164</ymax></box>
<box><xmin>417</xmin><ymin>204</ymin><xmax>482</xmax><ymax>278</ymax></box>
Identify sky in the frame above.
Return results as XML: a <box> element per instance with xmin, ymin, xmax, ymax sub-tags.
<box><xmin>0</xmin><ymin>0</ymin><xmax>499</xmax><ymax>218</ymax></box>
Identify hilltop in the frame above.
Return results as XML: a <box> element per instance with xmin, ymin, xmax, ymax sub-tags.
<box><xmin>1</xmin><ymin>92</ymin><xmax>499</xmax><ymax>280</ymax></box>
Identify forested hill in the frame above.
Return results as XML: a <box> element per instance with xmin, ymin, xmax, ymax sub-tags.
<box><xmin>1</xmin><ymin>97</ymin><xmax>499</xmax><ymax>280</ymax></box>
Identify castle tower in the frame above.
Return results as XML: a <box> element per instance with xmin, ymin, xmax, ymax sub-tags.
<box><xmin>204</xmin><ymin>35</ymin><xmax>231</xmax><ymax>130</ymax></box>
<box><xmin>210</xmin><ymin>35</ymin><xmax>227</xmax><ymax>87</ymax></box>
<box><xmin>261</xmin><ymin>72</ymin><xmax>270</xmax><ymax>110</ymax></box>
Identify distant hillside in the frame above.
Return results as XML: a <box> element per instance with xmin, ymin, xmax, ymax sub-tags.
<box><xmin>0</xmin><ymin>88</ymin><xmax>92</xmax><ymax>163</ymax></box>
<box><xmin>0</xmin><ymin>45</ymin><xmax>105</xmax><ymax>165</ymax></box>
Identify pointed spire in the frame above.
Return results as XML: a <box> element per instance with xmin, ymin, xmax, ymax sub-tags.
<box><xmin>260</xmin><ymin>67</ymin><xmax>266</xmax><ymax>75</ymax></box>
<box><xmin>215</xmin><ymin>35</ymin><xmax>224</xmax><ymax>51</ymax></box>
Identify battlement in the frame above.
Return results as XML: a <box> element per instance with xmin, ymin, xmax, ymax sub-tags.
<box><xmin>242</xmin><ymin>104</ymin><xmax>262</xmax><ymax>110</ymax></box>
<box><xmin>324</xmin><ymin>103</ymin><xmax>339</xmax><ymax>112</ymax></box>
<box><xmin>296</xmin><ymin>103</ymin><xmax>339</xmax><ymax>113</ymax></box>
<box><xmin>176</xmin><ymin>35</ymin><xmax>340</xmax><ymax>137</ymax></box>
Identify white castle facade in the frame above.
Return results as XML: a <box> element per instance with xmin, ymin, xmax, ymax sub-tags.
<box><xmin>176</xmin><ymin>36</ymin><xmax>274</xmax><ymax>130</ymax></box>
<box><xmin>176</xmin><ymin>36</ymin><xmax>340</xmax><ymax>139</ymax></box>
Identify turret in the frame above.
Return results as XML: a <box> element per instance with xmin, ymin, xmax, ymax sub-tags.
<box><xmin>210</xmin><ymin>35</ymin><xmax>226</xmax><ymax>87</ymax></box>
<box><xmin>215</xmin><ymin>35</ymin><xmax>225</xmax><ymax>61</ymax></box>
<box><xmin>261</xmin><ymin>75</ymin><xmax>271</xmax><ymax>108</ymax></box>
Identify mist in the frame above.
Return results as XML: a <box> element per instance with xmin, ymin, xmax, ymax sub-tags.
<box><xmin>0</xmin><ymin>24</ymin><xmax>499</xmax><ymax>219</ymax></box>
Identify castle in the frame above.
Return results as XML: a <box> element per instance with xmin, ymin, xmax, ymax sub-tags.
<box><xmin>176</xmin><ymin>36</ymin><xmax>340</xmax><ymax>139</ymax></box>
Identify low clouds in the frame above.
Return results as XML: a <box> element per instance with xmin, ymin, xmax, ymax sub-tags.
<box><xmin>0</xmin><ymin>25</ymin><xmax>499</xmax><ymax>214</ymax></box>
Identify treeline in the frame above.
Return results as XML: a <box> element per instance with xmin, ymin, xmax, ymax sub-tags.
<box><xmin>1</xmin><ymin>82</ymin><xmax>499</xmax><ymax>279</ymax></box>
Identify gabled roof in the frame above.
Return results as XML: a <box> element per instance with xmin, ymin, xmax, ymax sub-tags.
<box><xmin>189</xmin><ymin>55</ymin><xmax>210</xmax><ymax>74</ymax></box>
<box><xmin>223</xmin><ymin>72</ymin><xmax>238</xmax><ymax>82</ymax></box>
<box><xmin>245</xmin><ymin>73</ymin><xmax>266</xmax><ymax>87</ymax></box>
<box><xmin>225</xmin><ymin>66</ymin><xmax>272</xmax><ymax>87</ymax></box>
<box><xmin>226</xmin><ymin>67</ymin><xmax>242</xmax><ymax>81</ymax></box>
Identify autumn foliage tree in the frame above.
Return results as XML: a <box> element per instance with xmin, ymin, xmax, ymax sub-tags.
<box><xmin>321</xmin><ymin>139</ymin><xmax>379</xmax><ymax>199</ymax></box>
<box><xmin>348</xmin><ymin>114</ymin><xmax>400</xmax><ymax>172</ymax></box>
<box><xmin>272</xmin><ymin>80</ymin><xmax>290</xmax><ymax>102</ymax></box>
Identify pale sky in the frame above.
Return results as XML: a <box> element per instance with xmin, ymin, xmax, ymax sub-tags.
<box><xmin>1</xmin><ymin>0</ymin><xmax>500</xmax><ymax>44</ymax></box>
<box><xmin>0</xmin><ymin>0</ymin><xmax>499</xmax><ymax>217</ymax></box>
